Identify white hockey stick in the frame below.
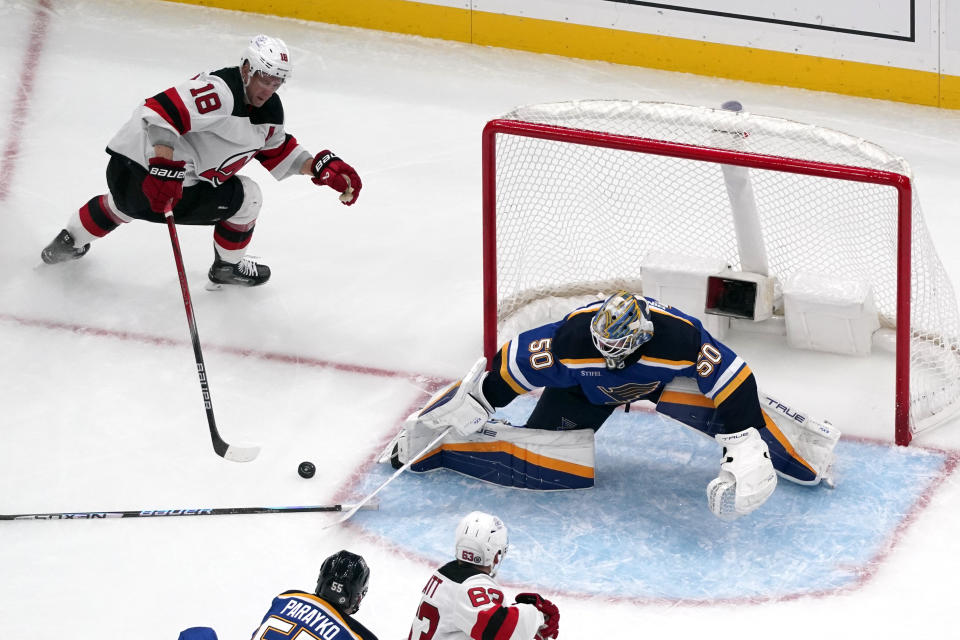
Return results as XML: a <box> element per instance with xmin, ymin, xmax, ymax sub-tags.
<box><xmin>327</xmin><ymin>425</ymin><xmax>453</xmax><ymax>527</ymax></box>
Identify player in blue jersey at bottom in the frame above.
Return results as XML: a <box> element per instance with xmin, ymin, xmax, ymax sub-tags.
<box><xmin>407</xmin><ymin>511</ymin><xmax>559</xmax><ymax>640</ymax></box>
<box><xmin>381</xmin><ymin>291</ymin><xmax>840</xmax><ymax>521</ymax></box>
<box><xmin>178</xmin><ymin>550</ymin><xmax>377</xmax><ymax>640</ymax></box>
<box><xmin>251</xmin><ymin>550</ymin><xmax>378</xmax><ymax>640</ymax></box>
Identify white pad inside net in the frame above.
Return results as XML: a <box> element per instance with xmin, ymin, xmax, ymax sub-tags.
<box><xmin>487</xmin><ymin>100</ymin><xmax>960</xmax><ymax>439</ymax></box>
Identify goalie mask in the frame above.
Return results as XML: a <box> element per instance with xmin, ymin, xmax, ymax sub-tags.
<box><xmin>241</xmin><ymin>34</ymin><xmax>292</xmax><ymax>86</ymax></box>
<box><xmin>455</xmin><ymin>511</ymin><xmax>509</xmax><ymax>576</ymax></box>
<box><xmin>590</xmin><ymin>291</ymin><xmax>654</xmax><ymax>369</ymax></box>
<box><xmin>316</xmin><ymin>550</ymin><xmax>370</xmax><ymax>615</ymax></box>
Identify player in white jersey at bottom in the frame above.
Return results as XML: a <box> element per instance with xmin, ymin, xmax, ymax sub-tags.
<box><xmin>383</xmin><ymin>291</ymin><xmax>841</xmax><ymax>521</ymax></box>
<box><xmin>407</xmin><ymin>511</ymin><xmax>559</xmax><ymax>640</ymax></box>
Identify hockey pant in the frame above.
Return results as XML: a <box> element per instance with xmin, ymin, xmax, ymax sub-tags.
<box><xmin>655</xmin><ymin>377</ymin><xmax>840</xmax><ymax>485</ymax></box>
<box><xmin>66</xmin><ymin>152</ymin><xmax>262</xmax><ymax>262</ymax></box>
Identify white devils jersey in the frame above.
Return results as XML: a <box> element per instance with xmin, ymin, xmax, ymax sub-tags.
<box><xmin>408</xmin><ymin>562</ymin><xmax>544</xmax><ymax>640</ymax></box>
<box><xmin>107</xmin><ymin>66</ymin><xmax>309</xmax><ymax>187</ymax></box>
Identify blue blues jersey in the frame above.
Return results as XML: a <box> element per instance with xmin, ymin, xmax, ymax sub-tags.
<box><xmin>251</xmin><ymin>591</ymin><xmax>377</xmax><ymax>640</ymax></box>
<box><xmin>483</xmin><ymin>297</ymin><xmax>764</xmax><ymax>434</ymax></box>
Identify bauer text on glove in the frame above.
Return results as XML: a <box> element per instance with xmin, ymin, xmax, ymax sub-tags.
<box><xmin>143</xmin><ymin>157</ymin><xmax>186</xmax><ymax>213</ymax></box>
<box><xmin>311</xmin><ymin>150</ymin><xmax>362</xmax><ymax>205</ymax></box>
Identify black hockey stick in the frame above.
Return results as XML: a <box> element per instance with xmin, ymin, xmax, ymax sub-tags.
<box><xmin>164</xmin><ymin>202</ymin><xmax>260</xmax><ymax>462</ymax></box>
<box><xmin>0</xmin><ymin>502</ymin><xmax>379</xmax><ymax>521</ymax></box>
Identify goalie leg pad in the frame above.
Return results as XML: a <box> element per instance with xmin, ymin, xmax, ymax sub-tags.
<box><xmin>402</xmin><ymin>421</ymin><xmax>596</xmax><ymax>490</ymax></box>
<box><xmin>655</xmin><ymin>378</ymin><xmax>840</xmax><ymax>485</ymax></box>
<box><xmin>759</xmin><ymin>392</ymin><xmax>840</xmax><ymax>486</ymax></box>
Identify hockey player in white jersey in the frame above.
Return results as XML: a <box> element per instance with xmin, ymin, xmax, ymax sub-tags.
<box><xmin>407</xmin><ymin>511</ymin><xmax>560</xmax><ymax>640</ymax></box>
<box><xmin>41</xmin><ymin>34</ymin><xmax>361</xmax><ymax>288</ymax></box>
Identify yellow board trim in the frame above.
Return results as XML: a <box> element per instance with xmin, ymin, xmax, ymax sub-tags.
<box><xmin>472</xmin><ymin>11</ymin><xmax>943</xmax><ymax>107</ymax></box>
<box><xmin>416</xmin><ymin>441</ymin><xmax>595</xmax><ymax>479</ymax></box>
<box><xmin>165</xmin><ymin>0</ymin><xmax>471</xmax><ymax>42</ymax></box>
<box><xmin>164</xmin><ymin>0</ymin><xmax>960</xmax><ymax>109</ymax></box>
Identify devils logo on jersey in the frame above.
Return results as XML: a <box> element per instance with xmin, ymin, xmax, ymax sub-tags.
<box><xmin>199</xmin><ymin>149</ymin><xmax>257</xmax><ymax>186</ymax></box>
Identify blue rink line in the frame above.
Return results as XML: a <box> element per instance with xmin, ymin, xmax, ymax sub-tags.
<box><xmin>349</xmin><ymin>397</ymin><xmax>954</xmax><ymax>602</ymax></box>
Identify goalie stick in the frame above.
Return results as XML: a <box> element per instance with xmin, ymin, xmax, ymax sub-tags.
<box><xmin>164</xmin><ymin>202</ymin><xmax>259</xmax><ymax>462</ymax></box>
<box><xmin>327</xmin><ymin>425</ymin><xmax>454</xmax><ymax>527</ymax></box>
<box><xmin>0</xmin><ymin>502</ymin><xmax>379</xmax><ymax>521</ymax></box>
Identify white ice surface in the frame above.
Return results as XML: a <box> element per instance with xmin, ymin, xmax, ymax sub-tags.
<box><xmin>2</xmin><ymin>0</ymin><xmax>960</xmax><ymax>638</ymax></box>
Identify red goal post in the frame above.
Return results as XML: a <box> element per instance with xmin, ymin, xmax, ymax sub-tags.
<box><xmin>481</xmin><ymin>101</ymin><xmax>960</xmax><ymax>446</ymax></box>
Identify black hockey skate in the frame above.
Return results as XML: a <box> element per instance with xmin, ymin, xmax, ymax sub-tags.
<box><xmin>206</xmin><ymin>255</ymin><xmax>271</xmax><ymax>290</ymax></box>
<box><xmin>40</xmin><ymin>229</ymin><xmax>90</xmax><ymax>264</ymax></box>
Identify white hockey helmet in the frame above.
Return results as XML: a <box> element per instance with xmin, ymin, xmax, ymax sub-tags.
<box><xmin>241</xmin><ymin>34</ymin><xmax>292</xmax><ymax>82</ymax></box>
<box><xmin>590</xmin><ymin>290</ymin><xmax>654</xmax><ymax>369</ymax></box>
<box><xmin>454</xmin><ymin>511</ymin><xmax>509</xmax><ymax>576</ymax></box>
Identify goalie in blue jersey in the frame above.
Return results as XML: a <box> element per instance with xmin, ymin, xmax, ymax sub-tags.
<box><xmin>381</xmin><ymin>291</ymin><xmax>840</xmax><ymax>520</ymax></box>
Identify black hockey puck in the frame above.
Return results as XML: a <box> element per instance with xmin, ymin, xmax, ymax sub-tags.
<box><xmin>297</xmin><ymin>461</ymin><xmax>316</xmax><ymax>479</ymax></box>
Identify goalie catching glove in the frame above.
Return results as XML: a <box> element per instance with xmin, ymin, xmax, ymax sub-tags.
<box><xmin>515</xmin><ymin>593</ymin><xmax>559</xmax><ymax>640</ymax></box>
<box><xmin>415</xmin><ymin>357</ymin><xmax>493</xmax><ymax>437</ymax></box>
<box><xmin>707</xmin><ymin>427</ymin><xmax>777</xmax><ymax>520</ymax></box>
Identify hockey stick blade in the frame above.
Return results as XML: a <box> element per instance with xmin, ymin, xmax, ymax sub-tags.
<box><xmin>223</xmin><ymin>442</ymin><xmax>260</xmax><ymax>462</ymax></box>
<box><xmin>326</xmin><ymin>425</ymin><xmax>453</xmax><ymax>528</ymax></box>
<box><xmin>0</xmin><ymin>501</ymin><xmax>379</xmax><ymax>521</ymax></box>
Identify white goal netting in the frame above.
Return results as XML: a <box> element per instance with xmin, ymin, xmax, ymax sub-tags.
<box><xmin>484</xmin><ymin>100</ymin><xmax>960</xmax><ymax>442</ymax></box>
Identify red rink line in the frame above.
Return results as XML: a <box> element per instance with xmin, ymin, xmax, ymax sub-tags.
<box><xmin>0</xmin><ymin>0</ymin><xmax>53</xmax><ymax>202</ymax></box>
<box><xmin>0</xmin><ymin>311</ymin><xmax>449</xmax><ymax>387</ymax></box>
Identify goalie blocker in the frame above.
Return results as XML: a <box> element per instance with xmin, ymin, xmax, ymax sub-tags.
<box><xmin>383</xmin><ymin>372</ymin><xmax>838</xmax><ymax>494</ymax></box>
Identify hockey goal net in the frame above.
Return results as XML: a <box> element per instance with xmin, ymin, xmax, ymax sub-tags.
<box><xmin>481</xmin><ymin>100</ymin><xmax>960</xmax><ymax>446</ymax></box>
